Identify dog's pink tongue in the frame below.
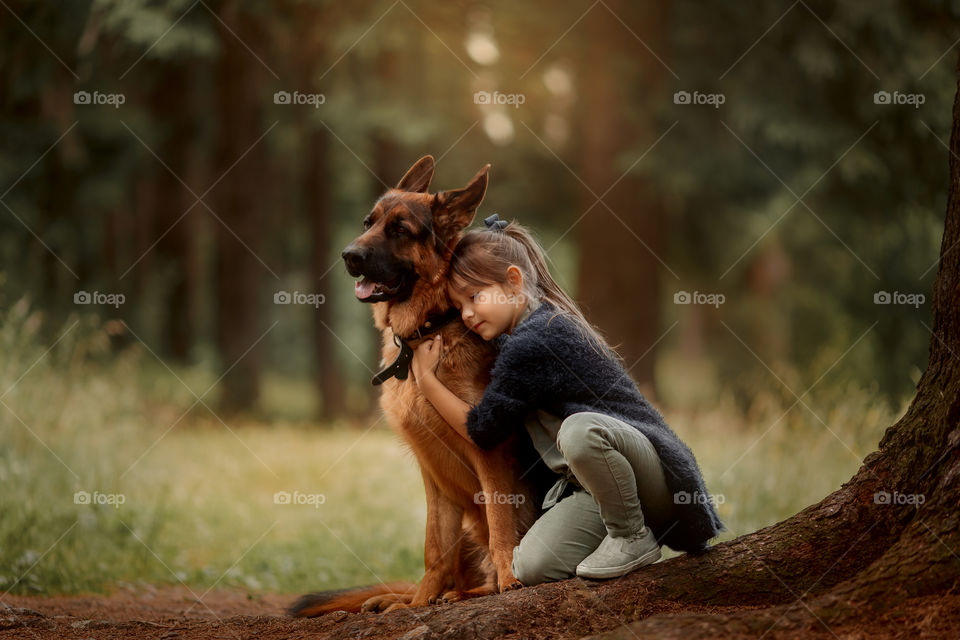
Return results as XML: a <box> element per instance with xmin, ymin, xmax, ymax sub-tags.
<box><xmin>355</xmin><ymin>279</ymin><xmax>377</xmax><ymax>299</ymax></box>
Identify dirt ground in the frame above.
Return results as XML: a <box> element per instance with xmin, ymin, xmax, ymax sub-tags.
<box><xmin>2</xmin><ymin>586</ymin><xmax>958</xmax><ymax>639</ymax></box>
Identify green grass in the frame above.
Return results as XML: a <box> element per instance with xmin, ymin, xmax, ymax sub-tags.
<box><xmin>0</xmin><ymin>302</ymin><xmax>425</xmax><ymax>595</ymax></box>
<box><xmin>0</xmin><ymin>301</ymin><xmax>901</xmax><ymax>594</ymax></box>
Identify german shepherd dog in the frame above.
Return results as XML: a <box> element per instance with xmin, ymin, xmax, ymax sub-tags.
<box><xmin>291</xmin><ymin>156</ymin><xmax>544</xmax><ymax>616</ymax></box>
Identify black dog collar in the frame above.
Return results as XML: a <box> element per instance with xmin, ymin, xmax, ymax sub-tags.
<box><xmin>372</xmin><ymin>307</ymin><xmax>462</xmax><ymax>386</ymax></box>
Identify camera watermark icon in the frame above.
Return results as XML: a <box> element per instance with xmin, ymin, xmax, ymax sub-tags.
<box><xmin>73</xmin><ymin>90</ymin><xmax>126</xmax><ymax>109</ymax></box>
<box><xmin>873</xmin><ymin>490</ymin><xmax>924</xmax><ymax>506</ymax></box>
<box><xmin>274</xmin><ymin>291</ymin><xmax>326</xmax><ymax>308</ymax></box>
<box><xmin>274</xmin><ymin>490</ymin><xmax>326</xmax><ymax>508</ymax></box>
<box><xmin>674</xmin><ymin>490</ymin><xmax>725</xmax><ymax>506</ymax></box>
<box><xmin>873</xmin><ymin>90</ymin><xmax>925</xmax><ymax>109</ymax></box>
<box><xmin>74</xmin><ymin>290</ymin><xmax>125</xmax><ymax>308</ymax></box>
<box><xmin>74</xmin><ymin>490</ymin><xmax>126</xmax><ymax>508</ymax></box>
<box><xmin>474</xmin><ymin>491</ymin><xmax>526</xmax><ymax>507</ymax></box>
<box><xmin>673</xmin><ymin>90</ymin><xmax>725</xmax><ymax>109</ymax></box>
<box><xmin>273</xmin><ymin>90</ymin><xmax>325</xmax><ymax>108</ymax></box>
<box><xmin>674</xmin><ymin>290</ymin><xmax>725</xmax><ymax>308</ymax></box>
<box><xmin>473</xmin><ymin>91</ymin><xmax>526</xmax><ymax>108</ymax></box>
<box><xmin>873</xmin><ymin>290</ymin><xmax>924</xmax><ymax>309</ymax></box>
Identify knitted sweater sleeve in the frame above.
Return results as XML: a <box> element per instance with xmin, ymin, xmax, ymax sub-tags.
<box><xmin>465</xmin><ymin>337</ymin><xmax>539</xmax><ymax>450</ymax></box>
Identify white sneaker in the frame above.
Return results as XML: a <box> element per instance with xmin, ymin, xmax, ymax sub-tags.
<box><xmin>576</xmin><ymin>527</ymin><xmax>661</xmax><ymax>580</ymax></box>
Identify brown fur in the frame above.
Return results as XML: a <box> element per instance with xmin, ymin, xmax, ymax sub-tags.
<box><xmin>291</xmin><ymin>156</ymin><xmax>541</xmax><ymax>617</ymax></box>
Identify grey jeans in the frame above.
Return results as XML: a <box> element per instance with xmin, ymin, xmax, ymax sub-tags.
<box><xmin>511</xmin><ymin>412</ymin><xmax>674</xmax><ymax>585</ymax></box>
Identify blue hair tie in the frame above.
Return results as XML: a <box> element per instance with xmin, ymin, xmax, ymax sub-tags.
<box><xmin>484</xmin><ymin>213</ymin><xmax>508</xmax><ymax>232</ymax></box>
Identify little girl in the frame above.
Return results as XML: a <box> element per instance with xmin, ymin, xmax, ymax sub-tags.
<box><xmin>410</xmin><ymin>215</ymin><xmax>723</xmax><ymax>585</ymax></box>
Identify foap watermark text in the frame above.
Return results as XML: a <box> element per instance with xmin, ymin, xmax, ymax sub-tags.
<box><xmin>274</xmin><ymin>291</ymin><xmax>326</xmax><ymax>307</ymax></box>
<box><xmin>674</xmin><ymin>290</ymin><xmax>725</xmax><ymax>308</ymax></box>
<box><xmin>74</xmin><ymin>490</ymin><xmax>126</xmax><ymax>508</ymax></box>
<box><xmin>874</xmin><ymin>290</ymin><xmax>924</xmax><ymax>309</ymax></box>
<box><xmin>75</xmin><ymin>290</ymin><xmax>125</xmax><ymax>308</ymax></box>
<box><xmin>674</xmin><ymin>90</ymin><xmax>725</xmax><ymax>108</ymax></box>
<box><xmin>474</xmin><ymin>91</ymin><xmax>525</xmax><ymax>108</ymax></box>
<box><xmin>274</xmin><ymin>90</ymin><xmax>325</xmax><ymax>108</ymax></box>
<box><xmin>274</xmin><ymin>490</ymin><xmax>326</xmax><ymax>508</ymax></box>
<box><xmin>74</xmin><ymin>90</ymin><xmax>125</xmax><ymax>108</ymax></box>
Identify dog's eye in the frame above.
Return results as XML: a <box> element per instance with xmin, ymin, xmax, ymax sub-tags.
<box><xmin>392</xmin><ymin>225</ymin><xmax>409</xmax><ymax>237</ymax></box>
<box><xmin>362</xmin><ymin>218</ymin><xmax>372</xmax><ymax>230</ymax></box>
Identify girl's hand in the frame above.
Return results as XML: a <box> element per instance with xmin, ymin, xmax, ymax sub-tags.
<box><xmin>411</xmin><ymin>336</ymin><xmax>442</xmax><ymax>383</ymax></box>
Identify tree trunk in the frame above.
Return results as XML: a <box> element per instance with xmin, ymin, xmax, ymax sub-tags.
<box><xmin>213</xmin><ymin>0</ymin><xmax>267</xmax><ymax>414</ymax></box>
<box><xmin>132</xmin><ymin>173</ymin><xmax>157</xmax><ymax>308</ymax></box>
<box><xmin>153</xmin><ymin>62</ymin><xmax>199</xmax><ymax>362</ymax></box>
<box><xmin>294</xmin><ymin>19</ymin><xmax>347</xmax><ymax>422</ymax></box>
<box><xmin>305</xmin><ymin>125</ymin><xmax>346</xmax><ymax>421</ymax></box>
<box><xmin>283</xmin><ymin>50</ymin><xmax>960</xmax><ymax>640</ymax></box>
<box><xmin>575</xmin><ymin>0</ymin><xmax>669</xmax><ymax>399</ymax></box>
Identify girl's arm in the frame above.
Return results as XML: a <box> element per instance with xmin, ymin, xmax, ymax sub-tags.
<box><xmin>414</xmin><ymin>333</ymin><xmax>538</xmax><ymax>451</ymax></box>
<box><xmin>410</xmin><ymin>336</ymin><xmax>475</xmax><ymax>445</ymax></box>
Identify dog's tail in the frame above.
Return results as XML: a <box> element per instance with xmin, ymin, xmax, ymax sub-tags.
<box><xmin>289</xmin><ymin>582</ymin><xmax>417</xmax><ymax>617</ymax></box>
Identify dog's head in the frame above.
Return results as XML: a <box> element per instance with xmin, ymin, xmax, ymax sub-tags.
<box><xmin>342</xmin><ymin>155</ymin><xmax>489</xmax><ymax>304</ymax></box>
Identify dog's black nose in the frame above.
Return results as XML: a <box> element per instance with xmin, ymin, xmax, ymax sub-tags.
<box><xmin>342</xmin><ymin>244</ymin><xmax>367</xmax><ymax>274</ymax></box>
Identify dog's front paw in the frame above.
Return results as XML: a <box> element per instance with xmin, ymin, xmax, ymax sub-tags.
<box><xmin>497</xmin><ymin>567</ymin><xmax>524</xmax><ymax>593</ymax></box>
<box><xmin>500</xmin><ymin>579</ymin><xmax>524</xmax><ymax>593</ymax></box>
<box><xmin>440</xmin><ymin>590</ymin><xmax>462</xmax><ymax>604</ymax></box>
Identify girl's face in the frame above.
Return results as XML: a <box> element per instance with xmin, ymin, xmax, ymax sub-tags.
<box><xmin>449</xmin><ymin>272</ymin><xmax>527</xmax><ymax>341</ymax></box>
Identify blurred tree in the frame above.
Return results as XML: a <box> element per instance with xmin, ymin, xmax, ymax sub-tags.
<box><xmin>293</xmin><ymin>0</ymin><xmax>347</xmax><ymax>420</ymax></box>
<box><xmin>212</xmin><ymin>0</ymin><xmax>270</xmax><ymax>413</ymax></box>
<box><xmin>1</xmin><ymin>0</ymin><xmax>956</xmax><ymax>420</ymax></box>
<box><xmin>658</xmin><ymin>0</ymin><xmax>955</xmax><ymax>407</ymax></box>
<box><xmin>148</xmin><ymin>61</ymin><xmax>201</xmax><ymax>361</ymax></box>
<box><xmin>575</xmin><ymin>0</ymin><xmax>671</xmax><ymax>398</ymax></box>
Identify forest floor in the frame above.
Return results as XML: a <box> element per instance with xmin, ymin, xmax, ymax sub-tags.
<box><xmin>3</xmin><ymin>585</ymin><xmax>959</xmax><ymax>639</ymax></box>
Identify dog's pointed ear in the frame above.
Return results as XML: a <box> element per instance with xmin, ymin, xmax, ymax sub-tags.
<box><xmin>396</xmin><ymin>155</ymin><xmax>435</xmax><ymax>193</ymax></box>
<box><xmin>432</xmin><ymin>164</ymin><xmax>490</xmax><ymax>240</ymax></box>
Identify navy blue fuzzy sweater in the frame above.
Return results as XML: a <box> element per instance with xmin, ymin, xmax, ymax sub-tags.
<box><xmin>465</xmin><ymin>302</ymin><xmax>724</xmax><ymax>554</ymax></box>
